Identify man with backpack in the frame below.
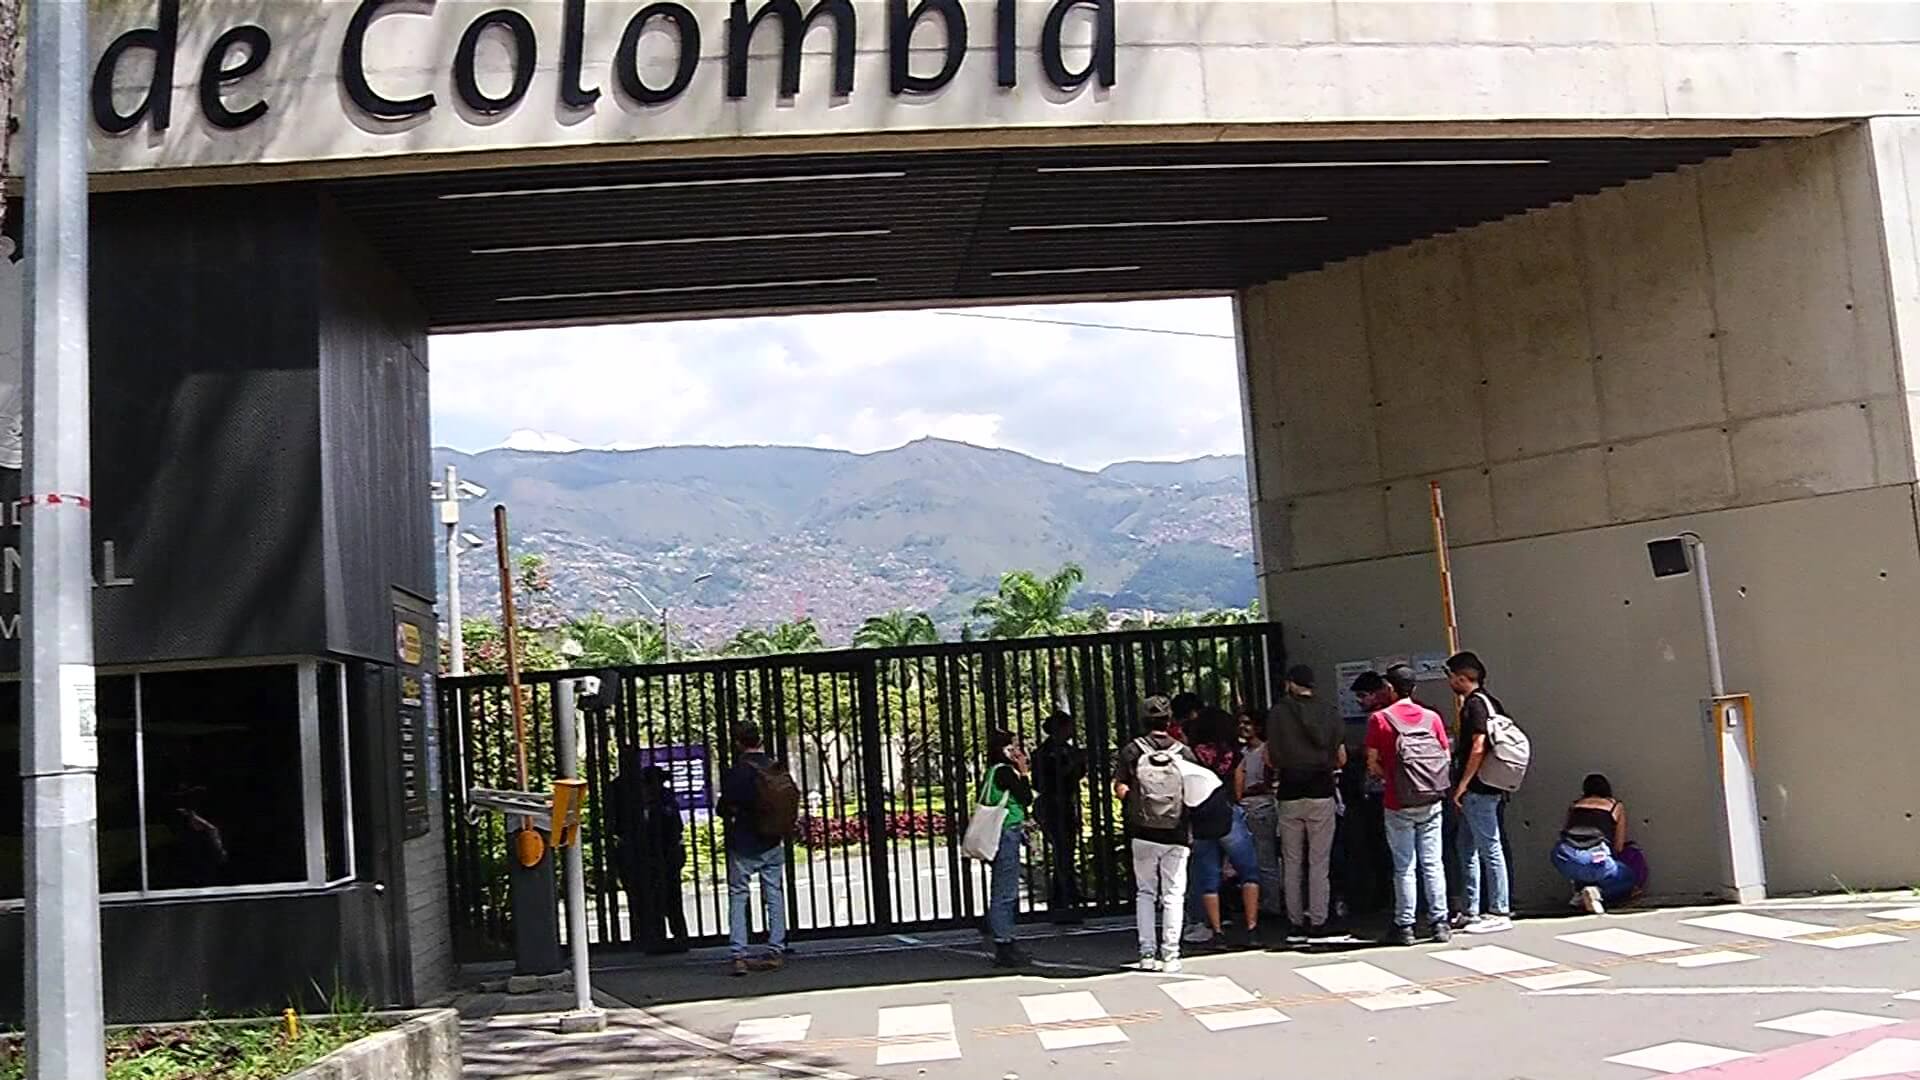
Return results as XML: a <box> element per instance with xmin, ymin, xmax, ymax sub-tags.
<box><xmin>1364</xmin><ymin>664</ymin><xmax>1452</xmax><ymax>946</ymax></box>
<box><xmin>718</xmin><ymin>721</ymin><xmax>800</xmax><ymax>976</ymax></box>
<box><xmin>1115</xmin><ymin>695</ymin><xmax>1199</xmax><ymax>972</ymax></box>
<box><xmin>1448</xmin><ymin>651</ymin><xmax>1526</xmax><ymax>934</ymax></box>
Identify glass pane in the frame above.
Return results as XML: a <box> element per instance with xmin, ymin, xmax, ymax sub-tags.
<box><xmin>142</xmin><ymin>666</ymin><xmax>304</xmax><ymax>889</ymax></box>
<box><xmin>319</xmin><ymin>663</ymin><xmax>349</xmax><ymax>882</ymax></box>
<box><xmin>96</xmin><ymin>677</ymin><xmax>140</xmax><ymax>894</ymax></box>
<box><xmin>0</xmin><ymin>677</ymin><xmax>138</xmax><ymax>899</ymax></box>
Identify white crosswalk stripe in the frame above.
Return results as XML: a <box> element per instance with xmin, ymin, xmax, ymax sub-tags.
<box><xmin>1683</xmin><ymin>911</ymin><xmax>1904</xmax><ymax>950</ymax></box>
<box><xmin>1557</xmin><ymin>927</ymin><xmax>1756</xmax><ymax>968</ymax></box>
<box><xmin>1433</xmin><ymin>944</ymin><xmax>1608</xmax><ymax>990</ymax></box>
<box><xmin>1603</xmin><ymin>1041</ymin><xmax>1751</xmax><ymax>1074</ymax></box>
<box><xmin>1871</xmin><ymin>905</ymin><xmax>1920</xmax><ymax>922</ymax></box>
<box><xmin>1294</xmin><ymin>960</ymin><xmax>1453</xmax><ymax>1011</ymax></box>
<box><xmin>1756</xmin><ymin>1009</ymin><xmax>1900</xmax><ymax>1037</ymax></box>
<box><xmin>731</xmin><ymin>1014</ymin><xmax>811</xmax><ymax>1048</ymax></box>
<box><xmin>875</xmin><ymin>1004</ymin><xmax>961</xmax><ymax>1065</ymax></box>
<box><xmin>1019</xmin><ymin>991</ymin><xmax>1128</xmax><ymax>1050</ymax></box>
<box><xmin>1159</xmin><ymin>976</ymin><xmax>1289</xmax><ymax>1032</ymax></box>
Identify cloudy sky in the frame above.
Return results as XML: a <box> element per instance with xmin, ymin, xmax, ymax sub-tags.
<box><xmin>430</xmin><ymin>297</ymin><xmax>1242</xmax><ymax>472</ymax></box>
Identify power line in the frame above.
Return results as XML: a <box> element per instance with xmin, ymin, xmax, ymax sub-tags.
<box><xmin>927</xmin><ymin>310</ymin><xmax>1236</xmax><ymax>340</ymax></box>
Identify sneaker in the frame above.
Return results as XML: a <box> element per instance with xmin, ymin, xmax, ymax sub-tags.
<box><xmin>1430</xmin><ymin>920</ymin><xmax>1453</xmax><ymax>944</ymax></box>
<box><xmin>1450</xmin><ymin>912</ymin><xmax>1477</xmax><ymax>930</ymax></box>
<box><xmin>1183</xmin><ymin>923</ymin><xmax>1215</xmax><ymax>945</ymax></box>
<box><xmin>730</xmin><ymin>958</ymin><xmax>750</xmax><ymax>977</ymax></box>
<box><xmin>1307</xmin><ymin>922</ymin><xmax>1338</xmax><ymax>940</ymax></box>
<box><xmin>751</xmin><ymin>951</ymin><xmax>786</xmax><ymax>972</ymax></box>
<box><xmin>993</xmin><ymin>942</ymin><xmax>1030</xmax><ymax>969</ymax></box>
<box><xmin>1466</xmin><ymin>915</ymin><xmax>1513</xmax><ymax>935</ymax></box>
<box><xmin>1162</xmin><ymin>955</ymin><xmax>1184</xmax><ymax>974</ymax></box>
<box><xmin>1580</xmin><ymin>886</ymin><xmax>1606</xmax><ymax>915</ymax></box>
<box><xmin>1135</xmin><ymin>955</ymin><xmax>1163</xmax><ymax>972</ymax></box>
<box><xmin>1380</xmin><ymin>925</ymin><xmax>1416</xmax><ymax>947</ymax></box>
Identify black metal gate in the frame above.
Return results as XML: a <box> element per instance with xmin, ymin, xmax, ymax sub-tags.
<box><xmin>439</xmin><ymin>622</ymin><xmax>1283</xmax><ymax>962</ymax></box>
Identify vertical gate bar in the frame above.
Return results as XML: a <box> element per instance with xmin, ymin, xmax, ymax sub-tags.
<box><xmin>880</xmin><ymin>657</ymin><xmax>901</xmax><ymax>926</ymax></box>
<box><xmin>908</xmin><ymin>655</ymin><xmax>928</xmax><ymax>923</ymax></box>
<box><xmin>935</xmin><ymin>654</ymin><xmax>962</xmax><ymax>924</ymax></box>
<box><xmin>956</xmin><ymin>651</ymin><xmax>979</xmax><ymax>923</ymax></box>
<box><xmin>583</xmin><ymin>682</ymin><xmax>609</xmax><ymax>947</ymax></box>
<box><xmin>854</xmin><ymin>661</ymin><xmax>890</xmax><ymax>931</ymax></box>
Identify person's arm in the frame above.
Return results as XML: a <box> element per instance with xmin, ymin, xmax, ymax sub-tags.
<box><xmin>1233</xmin><ymin>758</ymin><xmax>1247</xmax><ymax>802</ymax></box>
<box><xmin>1113</xmin><ymin>744</ymin><xmax>1134</xmax><ymax>801</ymax></box>
<box><xmin>1364</xmin><ymin>716</ymin><xmax>1387</xmax><ymax>780</ymax></box>
<box><xmin>1612</xmin><ymin>801</ymin><xmax>1629</xmax><ymax>850</ymax></box>
<box><xmin>1335</xmin><ymin>742</ymin><xmax>1349</xmax><ymax>770</ymax></box>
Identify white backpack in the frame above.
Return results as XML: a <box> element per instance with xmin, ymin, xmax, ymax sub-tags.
<box><xmin>1474</xmin><ymin>691</ymin><xmax>1531</xmax><ymax>792</ymax></box>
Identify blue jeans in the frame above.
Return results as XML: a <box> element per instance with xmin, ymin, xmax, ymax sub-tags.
<box><xmin>1385</xmin><ymin>803</ymin><xmax>1447</xmax><ymax>929</ymax></box>
<box><xmin>1189</xmin><ymin>805</ymin><xmax>1259</xmax><ymax>898</ymax></box>
<box><xmin>1461</xmin><ymin>791</ymin><xmax>1511</xmax><ymax>918</ymax></box>
<box><xmin>1552</xmin><ymin>840</ymin><xmax>1638</xmax><ymax>902</ymax></box>
<box><xmin>988</xmin><ymin>824</ymin><xmax>1024</xmax><ymax>944</ymax></box>
<box><xmin>728</xmin><ymin>845</ymin><xmax>788</xmax><ymax>959</ymax></box>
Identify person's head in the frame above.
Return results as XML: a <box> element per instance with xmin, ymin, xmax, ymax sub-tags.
<box><xmin>1385</xmin><ymin>664</ymin><xmax>1418</xmax><ymax>700</ymax></box>
<box><xmin>1170</xmin><ymin>691</ymin><xmax>1203</xmax><ymax>723</ymax></box>
<box><xmin>1192</xmin><ymin>705</ymin><xmax>1234</xmax><ymax>749</ymax></box>
<box><xmin>1350</xmin><ymin>670</ymin><xmax>1389</xmax><ymax>711</ymax></box>
<box><xmin>1044</xmin><ymin>711</ymin><xmax>1075</xmax><ymax>740</ymax></box>
<box><xmin>1582</xmin><ymin>773</ymin><xmax>1613</xmax><ymax>799</ymax></box>
<box><xmin>638</xmin><ymin>764</ymin><xmax>669</xmax><ymax>795</ymax></box>
<box><xmin>986</xmin><ymin>727</ymin><xmax>1020</xmax><ymax>764</ymax></box>
<box><xmin>1285</xmin><ymin>664</ymin><xmax>1316</xmax><ymax>698</ymax></box>
<box><xmin>619</xmin><ymin>745</ymin><xmax>644</xmax><ymax>777</ymax></box>
<box><xmin>731</xmin><ymin>721</ymin><xmax>764</xmax><ymax>753</ymax></box>
<box><xmin>1141</xmin><ymin>695</ymin><xmax>1173</xmax><ymax>733</ymax></box>
<box><xmin>1237</xmin><ymin>710</ymin><xmax>1266</xmax><ymax>745</ymax></box>
<box><xmin>1446</xmin><ymin>651</ymin><xmax>1487</xmax><ymax>696</ymax></box>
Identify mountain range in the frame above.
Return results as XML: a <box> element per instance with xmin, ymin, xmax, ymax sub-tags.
<box><xmin>434</xmin><ymin>438</ymin><xmax>1255</xmax><ymax>646</ymax></box>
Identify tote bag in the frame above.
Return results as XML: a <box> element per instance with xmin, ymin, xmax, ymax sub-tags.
<box><xmin>962</xmin><ymin>767</ymin><xmax>1013</xmax><ymax>861</ymax></box>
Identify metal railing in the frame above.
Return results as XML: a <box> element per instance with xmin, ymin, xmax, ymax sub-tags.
<box><xmin>439</xmin><ymin>622</ymin><xmax>1284</xmax><ymax>962</ymax></box>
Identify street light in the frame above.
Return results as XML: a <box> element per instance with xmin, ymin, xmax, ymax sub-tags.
<box><xmin>431</xmin><ymin>467</ymin><xmax>488</xmax><ymax>675</ymax></box>
<box><xmin>625</xmin><ymin>572</ymin><xmax>712</xmax><ymax>663</ymax></box>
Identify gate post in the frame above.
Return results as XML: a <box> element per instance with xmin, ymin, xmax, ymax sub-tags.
<box><xmin>856</xmin><ymin>662</ymin><xmax>894</xmax><ymax>930</ymax></box>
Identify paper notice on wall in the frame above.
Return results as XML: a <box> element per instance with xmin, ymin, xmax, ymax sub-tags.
<box><xmin>59</xmin><ymin>663</ymin><xmax>97</xmax><ymax>769</ymax></box>
<box><xmin>1335</xmin><ymin>660</ymin><xmax>1374</xmax><ymax>719</ymax></box>
<box><xmin>1412</xmin><ymin>652</ymin><xmax>1451</xmax><ymax>683</ymax></box>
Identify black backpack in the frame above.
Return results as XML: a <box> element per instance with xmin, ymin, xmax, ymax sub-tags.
<box><xmin>1189</xmin><ymin>785</ymin><xmax>1233</xmax><ymax>840</ymax></box>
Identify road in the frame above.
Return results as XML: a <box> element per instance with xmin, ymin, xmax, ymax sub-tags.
<box><xmin>550</xmin><ymin>896</ymin><xmax>1920</xmax><ymax>1080</ymax></box>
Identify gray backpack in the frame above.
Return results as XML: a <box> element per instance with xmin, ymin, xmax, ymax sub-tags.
<box><xmin>1131</xmin><ymin>737</ymin><xmax>1185</xmax><ymax>831</ymax></box>
<box><xmin>1390</xmin><ymin>716</ymin><xmax>1451</xmax><ymax>807</ymax></box>
<box><xmin>1473</xmin><ymin>692</ymin><xmax>1531</xmax><ymax>792</ymax></box>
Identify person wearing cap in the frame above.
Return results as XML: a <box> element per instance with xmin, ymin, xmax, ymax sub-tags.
<box><xmin>1116</xmin><ymin>695</ymin><xmax>1199</xmax><ymax>971</ymax></box>
<box><xmin>1267</xmin><ymin>664</ymin><xmax>1346</xmax><ymax>939</ymax></box>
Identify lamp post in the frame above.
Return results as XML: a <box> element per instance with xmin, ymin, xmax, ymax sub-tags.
<box><xmin>430</xmin><ymin>465</ymin><xmax>487</xmax><ymax>675</ymax></box>
<box><xmin>626</xmin><ymin>572</ymin><xmax>712</xmax><ymax>663</ymax></box>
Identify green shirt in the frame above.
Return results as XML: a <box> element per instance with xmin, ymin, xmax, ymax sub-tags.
<box><xmin>982</xmin><ymin>763</ymin><xmax>1028</xmax><ymax>828</ymax></box>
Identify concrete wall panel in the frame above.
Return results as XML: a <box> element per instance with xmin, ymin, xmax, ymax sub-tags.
<box><xmin>1263</xmin><ymin>264</ymin><xmax>1382</xmax><ymax>495</ymax></box>
<box><xmin>1384</xmin><ymin>469</ymin><xmax>1496</xmax><ymax>556</ymax></box>
<box><xmin>1362</xmin><ymin>241</ymin><xmax>1485</xmax><ymax>478</ymax></box>
<box><xmin>1467</xmin><ymin>207</ymin><xmax>1602</xmax><ymax>459</ymax></box>
<box><xmin>1605</xmin><ymin>427</ymin><xmax>1737</xmax><ymax>521</ymax></box>
<box><xmin>1730</xmin><ymin>403</ymin><xmax>1879</xmax><ymax>502</ymax></box>
<box><xmin>1577</xmin><ymin>172</ymin><xmax>1726</xmax><ymax>442</ymax></box>
<box><xmin>1490</xmin><ymin>447</ymin><xmax>1611</xmax><ymax>538</ymax></box>
<box><xmin>1288</xmin><ymin>486</ymin><xmax>1389</xmax><ymax>569</ymax></box>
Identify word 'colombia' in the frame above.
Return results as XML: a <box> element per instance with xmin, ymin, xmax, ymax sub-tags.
<box><xmin>92</xmin><ymin>0</ymin><xmax>1119</xmax><ymax>134</ymax></box>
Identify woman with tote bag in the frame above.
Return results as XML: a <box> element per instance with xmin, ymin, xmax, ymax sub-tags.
<box><xmin>964</xmin><ymin>728</ymin><xmax>1035</xmax><ymax>968</ymax></box>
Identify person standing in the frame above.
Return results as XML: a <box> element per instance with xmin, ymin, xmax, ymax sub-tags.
<box><xmin>982</xmin><ymin>728</ymin><xmax>1036</xmax><ymax>967</ymax></box>
<box><xmin>718</xmin><ymin>722</ymin><xmax>792</xmax><ymax>976</ymax></box>
<box><xmin>1186</xmin><ymin>706</ymin><xmax>1261</xmax><ymax>949</ymax></box>
<box><xmin>1448</xmin><ymin>651</ymin><xmax>1514</xmax><ymax>934</ymax></box>
<box><xmin>1033</xmin><ymin>711</ymin><xmax>1088</xmax><ymax>923</ymax></box>
<box><xmin>1234</xmin><ymin>710</ymin><xmax>1283</xmax><ymax>920</ymax></box>
<box><xmin>1269</xmin><ymin>665</ymin><xmax>1346</xmax><ymax>940</ymax></box>
<box><xmin>1364</xmin><ymin>665</ymin><xmax>1453</xmax><ymax>946</ymax></box>
<box><xmin>610</xmin><ymin>753</ymin><xmax>691</xmax><ymax>953</ymax></box>
<box><xmin>1116</xmin><ymin>696</ymin><xmax>1198</xmax><ymax>972</ymax></box>
<box><xmin>1169</xmin><ymin>691</ymin><xmax>1202</xmax><ymax>746</ymax></box>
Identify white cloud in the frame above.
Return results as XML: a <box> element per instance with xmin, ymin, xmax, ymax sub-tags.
<box><xmin>431</xmin><ymin>298</ymin><xmax>1242</xmax><ymax>470</ymax></box>
<box><xmin>502</xmin><ymin>429</ymin><xmax>586</xmax><ymax>453</ymax></box>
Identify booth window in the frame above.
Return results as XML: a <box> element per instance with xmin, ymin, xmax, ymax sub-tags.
<box><xmin>0</xmin><ymin>659</ymin><xmax>355</xmax><ymax>900</ymax></box>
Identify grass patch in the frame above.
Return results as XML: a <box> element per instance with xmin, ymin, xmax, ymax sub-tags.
<box><xmin>0</xmin><ymin>1013</ymin><xmax>385</xmax><ymax>1080</ymax></box>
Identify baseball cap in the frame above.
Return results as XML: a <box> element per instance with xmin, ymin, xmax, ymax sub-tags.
<box><xmin>1286</xmin><ymin>664</ymin><xmax>1316</xmax><ymax>689</ymax></box>
<box><xmin>1142</xmin><ymin>695</ymin><xmax>1172</xmax><ymax>719</ymax></box>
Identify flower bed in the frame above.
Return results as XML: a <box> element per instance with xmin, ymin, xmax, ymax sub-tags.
<box><xmin>797</xmin><ymin>810</ymin><xmax>951</xmax><ymax>848</ymax></box>
<box><xmin>0</xmin><ymin>1008</ymin><xmax>456</xmax><ymax>1080</ymax></box>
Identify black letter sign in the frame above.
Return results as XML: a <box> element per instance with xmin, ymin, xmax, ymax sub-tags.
<box><xmin>995</xmin><ymin>0</ymin><xmax>1016</xmax><ymax>88</ymax></box>
<box><xmin>1041</xmin><ymin>0</ymin><xmax>1115</xmax><ymax>89</ymax></box>
<box><xmin>615</xmin><ymin>3</ymin><xmax>702</xmax><ymax>106</ymax></box>
<box><xmin>727</xmin><ymin>0</ymin><xmax>856</xmax><ymax>99</ymax></box>
<box><xmin>888</xmin><ymin>0</ymin><xmax>965</xmax><ymax>95</ymax></box>
<box><xmin>342</xmin><ymin>0</ymin><xmax>437</xmax><ymax>120</ymax></box>
<box><xmin>559</xmin><ymin>0</ymin><xmax>601</xmax><ymax>109</ymax></box>
<box><xmin>91</xmin><ymin>0</ymin><xmax>180</xmax><ymax>135</ymax></box>
<box><xmin>198</xmin><ymin>25</ymin><xmax>273</xmax><ymax>130</ymax></box>
<box><xmin>454</xmin><ymin>9</ymin><xmax>537</xmax><ymax>114</ymax></box>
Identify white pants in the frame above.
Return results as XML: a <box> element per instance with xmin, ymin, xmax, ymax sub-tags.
<box><xmin>1132</xmin><ymin>839</ymin><xmax>1191</xmax><ymax>959</ymax></box>
<box><xmin>1278</xmin><ymin>797</ymin><xmax>1337</xmax><ymax>927</ymax></box>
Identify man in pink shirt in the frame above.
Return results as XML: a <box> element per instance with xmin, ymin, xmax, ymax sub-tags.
<box><xmin>1364</xmin><ymin>664</ymin><xmax>1452</xmax><ymax>946</ymax></box>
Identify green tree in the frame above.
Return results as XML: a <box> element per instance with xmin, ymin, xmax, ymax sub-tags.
<box><xmin>561</xmin><ymin>613</ymin><xmax>667</xmax><ymax>667</ymax></box>
<box><xmin>724</xmin><ymin>617</ymin><xmax>826</xmax><ymax>656</ymax></box>
<box><xmin>852</xmin><ymin>609</ymin><xmax>939</xmax><ymax>649</ymax></box>
<box><xmin>971</xmin><ymin>563</ymin><xmax>1096</xmax><ymax>638</ymax></box>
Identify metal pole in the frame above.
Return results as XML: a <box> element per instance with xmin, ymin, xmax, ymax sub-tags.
<box><xmin>1684</xmin><ymin>534</ymin><xmax>1727</xmax><ymax>697</ymax></box>
<box><xmin>555</xmin><ymin>683</ymin><xmax>602</xmax><ymax>1030</ymax></box>
<box><xmin>494</xmin><ymin>505</ymin><xmax>529</xmax><ymax>792</ymax></box>
<box><xmin>22</xmin><ymin>1</ymin><xmax>108</xmax><ymax>1077</ymax></box>
<box><xmin>1428</xmin><ymin>481</ymin><xmax>1461</xmax><ymax>655</ymax></box>
<box><xmin>445</xmin><ymin>465</ymin><xmax>465</xmax><ymax>676</ymax></box>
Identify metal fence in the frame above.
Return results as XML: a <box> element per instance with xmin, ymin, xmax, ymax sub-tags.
<box><xmin>439</xmin><ymin>622</ymin><xmax>1284</xmax><ymax>962</ymax></box>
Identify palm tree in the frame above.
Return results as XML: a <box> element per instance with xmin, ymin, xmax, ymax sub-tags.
<box><xmin>724</xmin><ymin>617</ymin><xmax>825</xmax><ymax>656</ymax></box>
<box><xmin>852</xmin><ymin>610</ymin><xmax>939</xmax><ymax>650</ymax></box>
<box><xmin>563</xmin><ymin>613</ymin><xmax>666</xmax><ymax>667</ymax></box>
<box><xmin>971</xmin><ymin>563</ymin><xmax>1089</xmax><ymax>639</ymax></box>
